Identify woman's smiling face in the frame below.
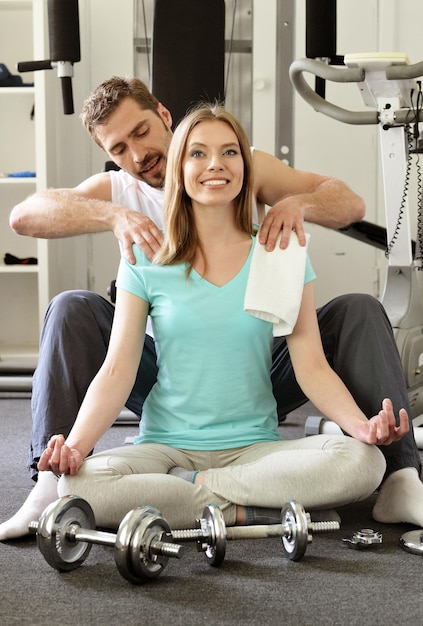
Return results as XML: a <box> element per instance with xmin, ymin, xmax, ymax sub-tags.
<box><xmin>182</xmin><ymin>120</ymin><xmax>244</xmax><ymax>208</ymax></box>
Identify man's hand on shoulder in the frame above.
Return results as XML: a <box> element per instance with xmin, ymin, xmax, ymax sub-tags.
<box><xmin>113</xmin><ymin>210</ymin><xmax>164</xmax><ymax>263</ymax></box>
<box><xmin>259</xmin><ymin>199</ymin><xmax>307</xmax><ymax>250</ymax></box>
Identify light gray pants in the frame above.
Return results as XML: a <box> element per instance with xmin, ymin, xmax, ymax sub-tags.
<box><xmin>59</xmin><ymin>435</ymin><xmax>386</xmax><ymax>530</ymax></box>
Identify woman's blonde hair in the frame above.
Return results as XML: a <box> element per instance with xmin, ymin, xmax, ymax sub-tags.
<box><xmin>154</xmin><ymin>103</ymin><xmax>255</xmax><ymax>271</ymax></box>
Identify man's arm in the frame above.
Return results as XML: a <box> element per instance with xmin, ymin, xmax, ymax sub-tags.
<box><xmin>9</xmin><ymin>172</ymin><xmax>163</xmax><ymax>262</ymax></box>
<box><xmin>252</xmin><ymin>149</ymin><xmax>365</xmax><ymax>250</ymax></box>
<box><xmin>9</xmin><ymin>172</ymin><xmax>116</xmax><ymax>238</ymax></box>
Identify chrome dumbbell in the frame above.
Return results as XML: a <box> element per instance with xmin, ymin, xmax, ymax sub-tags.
<box><xmin>171</xmin><ymin>499</ymin><xmax>340</xmax><ymax>565</ymax></box>
<box><xmin>400</xmin><ymin>529</ymin><xmax>423</xmax><ymax>556</ymax></box>
<box><xmin>29</xmin><ymin>495</ymin><xmax>183</xmax><ymax>584</ymax></box>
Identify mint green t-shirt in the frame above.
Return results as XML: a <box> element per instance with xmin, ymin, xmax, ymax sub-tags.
<box><xmin>116</xmin><ymin>236</ymin><xmax>316</xmax><ymax>450</ymax></box>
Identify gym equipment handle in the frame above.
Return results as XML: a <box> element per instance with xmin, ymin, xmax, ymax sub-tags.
<box><xmin>17</xmin><ymin>61</ymin><xmax>53</xmax><ymax>72</ymax></box>
<box><xmin>289</xmin><ymin>57</ymin><xmax>423</xmax><ymax>125</ymax></box>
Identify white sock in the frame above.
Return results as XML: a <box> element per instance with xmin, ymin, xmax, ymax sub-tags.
<box><xmin>0</xmin><ymin>471</ymin><xmax>59</xmax><ymax>541</ymax></box>
<box><xmin>372</xmin><ymin>467</ymin><xmax>423</xmax><ymax>527</ymax></box>
<box><xmin>168</xmin><ymin>466</ymin><xmax>198</xmax><ymax>483</ymax></box>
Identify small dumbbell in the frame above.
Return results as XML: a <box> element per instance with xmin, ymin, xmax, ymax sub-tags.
<box><xmin>400</xmin><ymin>528</ymin><xmax>423</xmax><ymax>556</ymax></box>
<box><xmin>29</xmin><ymin>495</ymin><xmax>183</xmax><ymax>584</ymax></box>
<box><xmin>171</xmin><ymin>499</ymin><xmax>340</xmax><ymax>565</ymax></box>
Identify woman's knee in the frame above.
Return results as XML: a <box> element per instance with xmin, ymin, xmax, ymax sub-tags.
<box><xmin>343</xmin><ymin>437</ymin><xmax>386</xmax><ymax>496</ymax></box>
<box><xmin>58</xmin><ymin>455</ymin><xmax>117</xmax><ymax>500</ymax></box>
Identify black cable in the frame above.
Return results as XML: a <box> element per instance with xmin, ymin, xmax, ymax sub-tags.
<box><xmin>415</xmin><ymin>149</ymin><xmax>422</xmax><ymax>267</ymax></box>
<box><xmin>385</xmin><ymin>82</ymin><xmax>423</xmax><ymax>260</ymax></box>
<box><xmin>385</xmin><ymin>124</ymin><xmax>412</xmax><ymax>258</ymax></box>
<box><xmin>412</xmin><ymin>82</ymin><xmax>423</xmax><ymax>266</ymax></box>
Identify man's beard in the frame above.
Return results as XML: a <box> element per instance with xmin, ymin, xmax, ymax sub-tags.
<box><xmin>138</xmin><ymin>154</ymin><xmax>166</xmax><ymax>188</ymax></box>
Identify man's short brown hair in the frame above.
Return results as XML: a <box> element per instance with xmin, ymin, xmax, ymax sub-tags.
<box><xmin>81</xmin><ymin>76</ymin><xmax>160</xmax><ymax>148</ymax></box>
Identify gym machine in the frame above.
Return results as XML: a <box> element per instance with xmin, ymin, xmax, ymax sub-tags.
<box><xmin>291</xmin><ymin>53</ymin><xmax>423</xmax><ymax>449</ymax></box>
<box><xmin>17</xmin><ymin>0</ymin><xmax>80</xmax><ymax>115</ymax></box>
<box><xmin>295</xmin><ymin>2</ymin><xmax>423</xmax><ymax>449</ymax></box>
<box><xmin>29</xmin><ymin>495</ymin><xmax>339</xmax><ymax>585</ymax></box>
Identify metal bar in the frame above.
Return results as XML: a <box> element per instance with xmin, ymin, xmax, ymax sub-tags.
<box><xmin>134</xmin><ymin>38</ymin><xmax>252</xmax><ymax>54</ymax></box>
<box><xmin>276</xmin><ymin>0</ymin><xmax>295</xmax><ymax>164</ymax></box>
<box><xmin>72</xmin><ymin>528</ymin><xmax>117</xmax><ymax>547</ymax></box>
<box><xmin>0</xmin><ymin>376</ymin><xmax>33</xmax><ymax>391</ymax></box>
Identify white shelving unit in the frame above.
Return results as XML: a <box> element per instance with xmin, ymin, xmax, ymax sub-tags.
<box><xmin>0</xmin><ymin>0</ymin><xmax>136</xmax><ymax>379</ymax></box>
<box><xmin>0</xmin><ymin>0</ymin><xmax>40</xmax><ymax>372</ymax></box>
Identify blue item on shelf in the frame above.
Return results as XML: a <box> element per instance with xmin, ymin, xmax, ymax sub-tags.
<box><xmin>7</xmin><ymin>171</ymin><xmax>36</xmax><ymax>177</ymax></box>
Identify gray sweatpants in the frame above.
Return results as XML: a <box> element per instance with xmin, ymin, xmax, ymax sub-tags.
<box><xmin>58</xmin><ymin>435</ymin><xmax>386</xmax><ymax>530</ymax></box>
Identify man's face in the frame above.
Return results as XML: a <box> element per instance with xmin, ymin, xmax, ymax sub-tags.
<box><xmin>96</xmin><ymin>98</ymin><xmax>173</xmax><ymax>188</ymax></box>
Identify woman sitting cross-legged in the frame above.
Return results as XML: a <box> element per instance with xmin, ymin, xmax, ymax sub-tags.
<box><xmin>37</xmin><ymin>103</ymin><xmax>407</xmax><ymax>530</ymax></box>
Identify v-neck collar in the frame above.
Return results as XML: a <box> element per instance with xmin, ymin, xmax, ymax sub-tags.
<box><xmin>190</xmin><ymin>235</ymin><xmax>255</xmax><ymax>291</ymax></box>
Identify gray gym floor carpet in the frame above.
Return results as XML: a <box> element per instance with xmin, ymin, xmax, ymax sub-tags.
<box><xmin>0</xmin><ymin>392</ymin><xmax>422</xmax><ymax>626</ymax></box>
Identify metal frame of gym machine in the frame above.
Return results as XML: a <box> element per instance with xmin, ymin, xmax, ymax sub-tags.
<box><xmin>294</xmin><ymin>1</ymin><xmax>423</xmax><ymax>447</ymax></box>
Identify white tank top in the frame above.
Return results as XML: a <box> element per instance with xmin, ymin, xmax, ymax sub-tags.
<box><xmin>110</xmin><ymin>169</ymin><xmax>165</xmax><ymax>228</ymax></box>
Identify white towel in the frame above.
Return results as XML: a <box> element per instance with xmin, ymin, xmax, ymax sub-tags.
<box><xmin>245</xmin><ymin>231</ymin><xmax>310</xmax><ymax>337</ymax></box>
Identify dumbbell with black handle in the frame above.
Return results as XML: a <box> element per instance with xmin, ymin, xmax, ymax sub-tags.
<box><xmin>174</xmin><ymin>499</ymin><xmax>340</xmax><ymax>565</ymax></box>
